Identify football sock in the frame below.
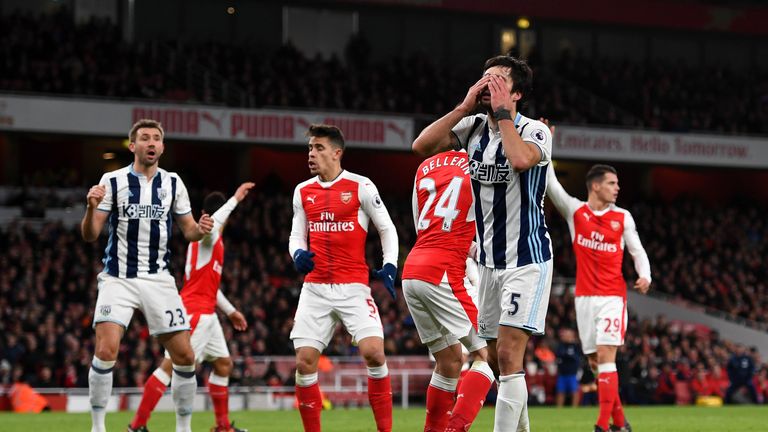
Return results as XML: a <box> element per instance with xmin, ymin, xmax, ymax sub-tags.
<box><xmin>494</xmin><ymin>371</ymin><xmax>528</xmax><ymax>431</ymax></box>
<box><xmin>424</xmin><ymin>372</ymin><xmax>457</xmax><ymax>431</ymax></box>
<box><xmin>367</xmin><ymin>364</ymin><xmax>393</xmax><ymax>432</ymax></box>
<box><xmin>295</xmin><ymin>372</ymin><xmax>322</xmax><ymax>432</ymax></box>
<box><xmin>172</xmin><ymin>363</ymin><xmax>196</xmax><ymax>432</ymax></box>
<box><xmin>447</xmin><ymin>360</ymin><xmax>494</xmax><ymax>430</ymax></box>
<box><xmin>89</xmin><ymin>356</ymin><xmax>115</xmax><ymax>432</ymax></box>
<box><xmin>208</xmin><ymin>372</ymin><xmax>231</xmax><ymax>428</ymax></box>
<box><xmin>597</xmin><ymin>363</ymin><xmax>619</xmax><ymax>430</ymax></box>
<box><xmin>130</xmin><ymin>368</ymin><xmax>170</xmax><ymax>428</ymax></box>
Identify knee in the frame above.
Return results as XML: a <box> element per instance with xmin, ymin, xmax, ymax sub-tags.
<box><xmin>173</xmin><ymin>348</ymin><xmax>195</xmax><ymax>366</ymax></box>
<box><xmin>94</xmin><ymin>344</ymin><xmax>119</xmax><ymax>362</ymax></box>
<box><xmin>296</xmin><ymin>354</ymin><xmax>317</xmax><ymax>375</ymax></box>
<box><xmin>215</xmin><ymin>358</ymin><xmax>234</xmax><ymax>377</ymax></box>
<box><xmin>362</xmin><ymin>348</ymin><xmax>386</xmax><ymax>367</ymax></box>
<box><xmin>438</xmin><ymin>355</ymin><xmax>463</xmax><ymax>377</ymax></box>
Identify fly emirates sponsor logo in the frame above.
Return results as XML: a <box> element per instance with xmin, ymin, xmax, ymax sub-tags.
<box><xmin>576</xmin><ymin>231</ymin><xmax>618</xmax><ymax>253</ymax></box>
<box><xmin>308</xmin><ymin>211</ymin><xmax>355</xmax><ymax>232</ymax></box>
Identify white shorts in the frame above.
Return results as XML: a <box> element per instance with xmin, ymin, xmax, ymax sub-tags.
<box><xmin>290</xmin><ymin>282</ymin><xmax>384</xmax><ymax>351</ymax></box>
<box><xmin>94</xmin><ymin>272</ymin><xmax>190</xmax><ymax>336</ymax></box>
<box><xmin>402</xmin><ymin>278</ymin><xmax>486</xmax><ymax>354</ymax></box>
<box><xmin>476</xmin><ymin>261</ymin><xmax>553</xmax><ymax>339</ymax></box>
<box><xmin>163</xmin><ymin>313</ymin><xmax>230</xmax><ymax>363</ymax></box>
<box><xmin>575</xmin><ymin>295</ymin><xmax>627</xmax><ymax>354</ymax></box>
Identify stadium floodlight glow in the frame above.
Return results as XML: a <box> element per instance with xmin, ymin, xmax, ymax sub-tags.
<box><xmin>227</xmin><ymin>6</ymin><xmax>235</xmax><ymax>15</ymax></box>
<box><xmin>103</xmin><ymin>152</ymin><xmax>116</xmax><ymax>160</ymax></box>
<box><xmin>517</xmin><ymin>17</ymin><xmax>530</xmax><ymax>29</ymax></box>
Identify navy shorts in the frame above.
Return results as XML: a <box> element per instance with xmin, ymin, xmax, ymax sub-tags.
<box><xmin>556</xmin><ymin>374</ymin><xmax>579</xmax><ymax>394</ymax></box>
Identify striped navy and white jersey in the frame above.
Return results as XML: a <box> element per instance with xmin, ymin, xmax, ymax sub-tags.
<box><xmin>96</xmin><ymin>165</ymin><xmax>192</xmax><ymax>278</ymax></box>
<box><xmin>452</xmin><ymin>112</ymin><xmax>553</xmax><ymax>269</ymax></box>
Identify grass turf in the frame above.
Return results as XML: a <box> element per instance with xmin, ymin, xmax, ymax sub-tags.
<box><xmin>0</xmin><ymin>405</ymin><xmax>765</xmax><ymax>431</ymax></box>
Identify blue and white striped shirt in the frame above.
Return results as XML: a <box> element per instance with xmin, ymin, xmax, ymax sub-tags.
<box><xmin>452</xmin><ymin>113</ymin><xmax>553</xmax><ymax>269</ymax></box>
<box><xmin>96</xmin><ymin>165</ymin><xmax>192</xmax><ymax>278</ymax></box>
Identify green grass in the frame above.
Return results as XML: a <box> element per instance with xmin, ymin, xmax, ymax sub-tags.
<box><xmin>1</xmin><ymin>406</ymin><xmax>766</xmax><ymax>431</ymax></box>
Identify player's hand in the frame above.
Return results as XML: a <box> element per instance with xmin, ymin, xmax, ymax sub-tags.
<box><xmin>197</xmin><ymin>213</ymin><xmax>214</xmax><ymax>235</ymax></box>
<box><xmin>228</xmin><ymin>310</ymin><xmax>248</xmax><ymax>331</ymax></box>
<box><xmin>234</xmin><ymin>182</ymin><xmax>256</xmax><ymax>202</ymax></box>
<box><xmin>375</xmin><ymin>263</ymin><xmax>398</xmax><ymax>300</ymax></box>
<box><xmin>634</xmin><ymin>277</ymin><xmax>651</xmax><ymax>294</ymax></box>
<box><xmin>87</xmin><ymin>185</ymin><xmax>106</xmax><ymax>208</ymax></box>
<box><xmin>457</xmin><ymin>76</ymin><xmax>490</xmax><ymax>114</ymax></box>
<box><xmin>540</xmin><ymin>117</ymin><xmax>556</xmax><ymax>136</ymax></box>
<box><xmin>293</xmin><ymin>249</ymin><xmax>316</xmax><ymax>274</ymax></box>
<box><xmin>488</xmin><ymin>74</ymin><xmax>514</xmax><ymax>113</ymax></box>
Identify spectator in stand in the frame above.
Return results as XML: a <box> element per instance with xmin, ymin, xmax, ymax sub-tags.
<box><xmin>655</xmin><ymin>363</ymin><xmax>677</xmax><ymax>404</ymax></box>
<box><xmin>690</xmin><ymin>363</ymin><xmax>718</xmax><ymax>399</ymax></box>
<box><xmin>726</xmin><ymin>344</ymin><xmax>758</xmax><ymax>403</ymax></box>
<box><xmin>555</xmin><ymin>328</ymin><xmax>582</xmax><ymax>407</ymax></box>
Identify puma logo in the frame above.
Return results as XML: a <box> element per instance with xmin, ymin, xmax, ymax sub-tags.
<box><xmin>306</xmin><ymin>195</ymin><xmax>316</xmax><ymax>204</ymax></box>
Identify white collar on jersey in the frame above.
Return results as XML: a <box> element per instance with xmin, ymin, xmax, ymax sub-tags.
<box><xmin>316</xmin><ymin>169</ymin><xmax>347</xmax><ymax>188</ymax></box>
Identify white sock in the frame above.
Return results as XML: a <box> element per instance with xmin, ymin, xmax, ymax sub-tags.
<box><xmin>172</xmin><ymin>364</ymin><xmax>196</xmax><ymax>432</ymax></box>
<box><xmin>494</xmin><ymin>372</ymin><xmax>528</xmax><ymax>431</ymax></box>
<box><xmin>89</xmin><ymin>356</ymin><xmax>115</xmax><ymax>432</ymax></box>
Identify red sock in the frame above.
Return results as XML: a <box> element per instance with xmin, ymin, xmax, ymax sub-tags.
<box><xmin>425</xmin><ymin>384</ymin><xmax>455</xmax><ymax>431</ymax></box>
<box><xmin>296</xmin><ymin>383</ymin><xmax>323</xmax><ymax>432</ymax></box>
<box><xmin>612</xmin><ymin>394</ymin><xmax>626</xmax><ymax>427</ymax></box>
<box><xmin>130</xmin><ymin>374</ymin><xmax>167</xmax><ymax>429</ymax></box>
<box><xmin>368</xmin><ymin>376</ymin><xmax>393</xmax><ymax>432</ymax></box>
<box><xmin>447</xmin><ymin>369</ymin><xmax>494</xmax><ymax>430</ymax></box>
<box><xmin>209</xmin><ymin>382</ymin><xmax>230</xmax><ymax>428</ymax></box>
<box><xmin>597</xmin><ymin>371</ymin><xmax>619</xmax><ymax>430</ymax></box>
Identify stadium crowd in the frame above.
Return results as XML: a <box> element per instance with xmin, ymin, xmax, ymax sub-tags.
<box><xmin>1</xmin><ymin>186</ymin><xmax>767</xmax><ymax>405</ymax></box>
<box><xmin>2</xmin><ymin>9</ymin><xmax>768</xmax><ymax>135</ymax></box>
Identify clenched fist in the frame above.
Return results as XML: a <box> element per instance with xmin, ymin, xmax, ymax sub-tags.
<box><xmin>197</xmin><ymin>213</ymin><xmax>214</xmax><ymax>235</ymax></box>
<box><xmin>87</xmin><ymin>185</ymin><xmax>106</xmax><ymax>208</ymax></box>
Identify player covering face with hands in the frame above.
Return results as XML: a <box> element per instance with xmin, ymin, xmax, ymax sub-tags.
<box><xmin>413</xmin><ymin>55</ymin><xmax>555</xmax><ymax>431</ymax></box>
<box><xmin>81</xmin><ymin>119</ymin><xmax>213</xmax><ymax>432</ymax></box>
<box><xmin>289</xmin><ymin>124</ymin><xmax>399</xmax><ymax>432</ymax></box>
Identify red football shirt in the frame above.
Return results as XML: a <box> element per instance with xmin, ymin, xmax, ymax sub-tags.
<box><xmin>289</xmin><ymin>171</ymin><xmax>398</xmax><ymax>285</ymax></box>
<box><xmin>403</xmin><ymin>150</ymin><xmax>477</xmax><ymax>324</ymax></box>
<box><xmin>181</xmin><ymin>235</ymin><xmax>224</xmax><ymax>314</ymax></box>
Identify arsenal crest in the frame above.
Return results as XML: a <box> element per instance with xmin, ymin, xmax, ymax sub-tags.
<box><xmin>610</xmin><ymin>221</ymin><xmax>621</xmax><ymax>231</ymax></box>
<box><xmin>340</xmin><ymin>191</ymin><xmax>352</xmax><ymax>204</ymax></box>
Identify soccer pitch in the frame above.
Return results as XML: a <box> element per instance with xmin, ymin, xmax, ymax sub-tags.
<box><xmin>1</xmin><ymin>406</ymin><xmax>765</xmax><ymax>431</ymax></box>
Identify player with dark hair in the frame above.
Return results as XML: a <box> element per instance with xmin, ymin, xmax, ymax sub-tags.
<box><xmin>289</xmin><ymin>124</ymin><xmax>399</xmax><ymax>432</ymax></box>
<box><xmin>413</xmin><ymin>55</ymin><xmax>554</xmax><ymax>431</ymax></box>
<box><xmin>128</xmin><ymin>182</ymin><xmax>255</xmax><ymax>432</ymax></box>
<box><xmin>547</xmin><ymin>158</ymin><xmax>650</xmax><ymax>432</ymax></box>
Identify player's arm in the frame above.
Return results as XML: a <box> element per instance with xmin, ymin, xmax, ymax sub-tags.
<box><xmin>81</xmin><ymin>180</ymin><xmax>111</xmax><ymax>242</ymax></box>
<box><xmin>488</xmin><ymin>75</ymin><xmax>551</xmax><ymax>171</ymax></box>
<box><xmin>288</xmin><ymin>186</ymin><xmax>314</xmax><ymax>274</ymax></box>
<box><xmin>546</xmin><ymin>164</ymin><xmax>583</xmax><ymax>218</ymax></box>
<box><xmin>172</xmin><ymin>176</ymin><xmax>213</xmax><ymax>242</ymax></box>
<box><xmin>623</xmin><ymin>212</ymin><xmax>652</xmax><ymax>294</ymax></box>
<box><xmin>216</xmin><ymin>290</ymin><xmax>247</xmax><ymax>331</ymax></box>
<box><xmin>360</xmin><ymin>181</ymin><xmax>399</xmax><ymax>298</ymax></box>
<box><xmin>211</xmin><ymin>182</ymin><xmax>255</xmax><ymax>234</ymax></box>
<box><xmin>412</xmin><ymin>76</ymin><xmax>490</xmax><ymax>156</ymax></box>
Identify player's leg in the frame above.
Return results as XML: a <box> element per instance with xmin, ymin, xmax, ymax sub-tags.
<box><xmin>129</xmin><ymin>358</ymin><xmax>173</xmax><ymax>430</ymax></box>
<box><xmin>290</xmin><ymin>283</ymin><xmax>337</xmax><ymax>432</ymax></box>
<box><xmin>495</xmin><ymin>326</ymin><xmax>531</xmax><ymax>432</ymax></box>
<box><xmin>494</xmin><ymin>262</ymin><xmax>553</xmax><ymax>432</ymax></box>
<box><xmin>340</xmin><ymin>284</ymin><xmax>390</xmax><ymax>432</ymax></box>
<box><xmin>204</xmin><ymin>316</ymin><xmax>243</xmax><ymax>432</ymax></box>
<box><xmin>158</xmin><ymin>330</ymin><xmax>196</xmax><ymax>432</ymax></box>
<box><xmin>424</xmin><ymin>338</ymin><xmax>462</xmax><ymax>432</ymax></box>
<box><xmin>143</xmin><ymin>274</ymin><xmax>196</xmax><ymax>432</ymax></box>
<box><xmin>402</xmin><ymin>278</ymin><xmax>458</xmax><ymax>431</ymax></box>
<box><xmin>90</xmin><ymin>322</ymin><xmax>124</xmax><ymax>432</ymax></box>
<box><xmin>91</xmin><ymin>273</ymin><xmax>136</xmax><ymax>432</ymax></box>
<box><xmin>593</xmin><ymin>296</ymin><xmax>628</xmax><ymax>431</ymax></box>
<box><xmin>357</xmin><ymin>336</ymin><xmax>392</xmax><ymax>432</ymax></box>
<box><xmin>447</xmin><ymin>342</ymin><xmax>494</xmax><ymax>432</ymax></box>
